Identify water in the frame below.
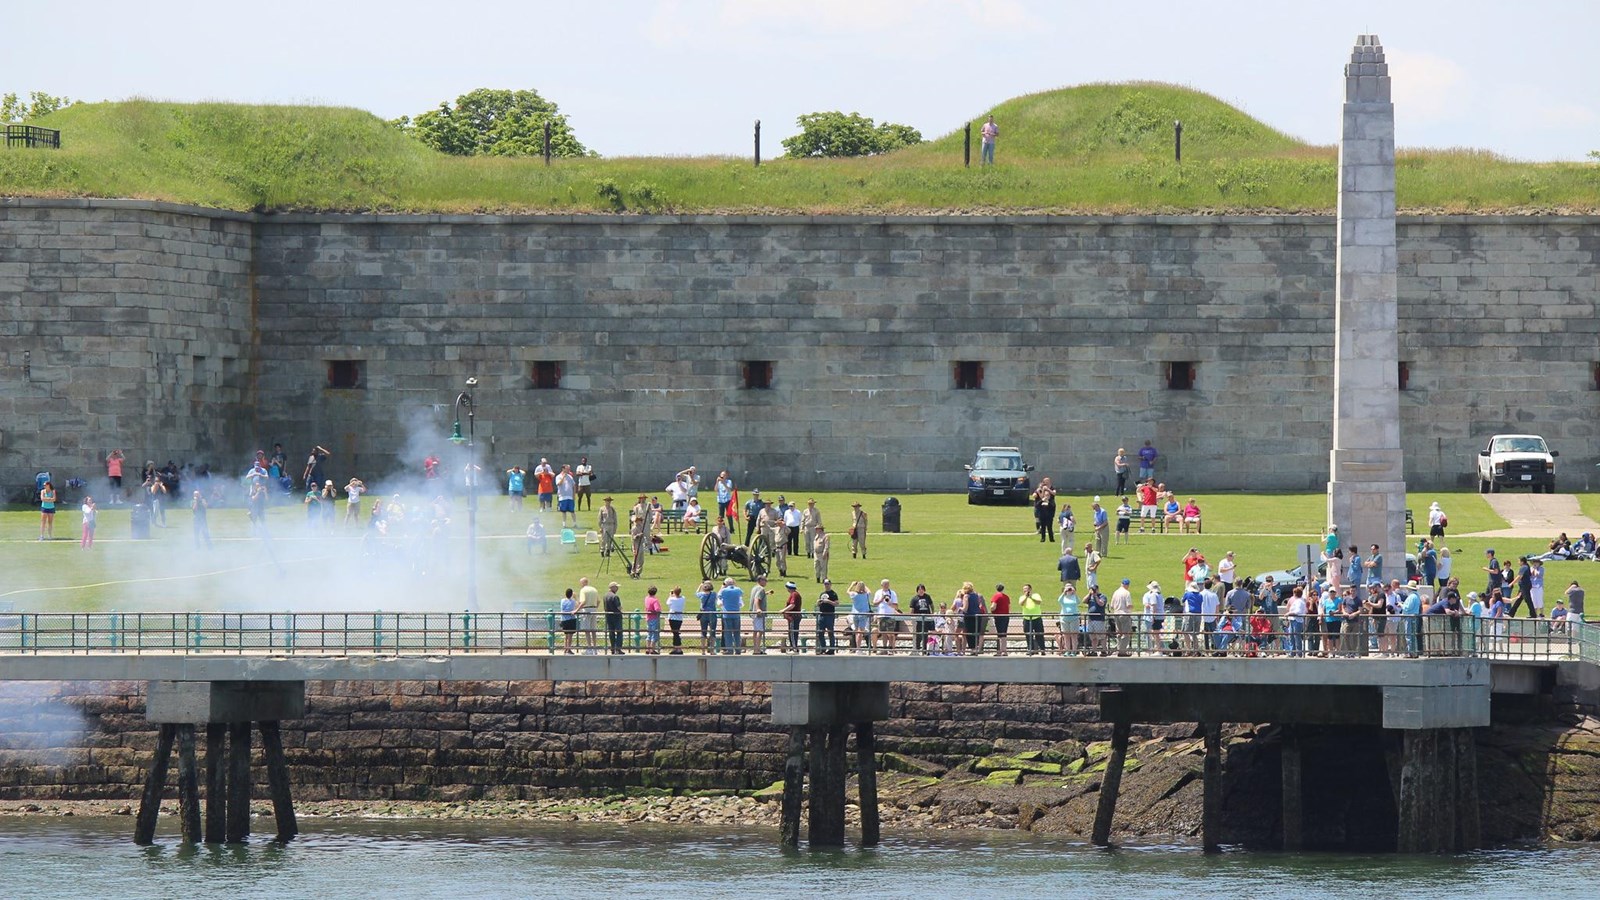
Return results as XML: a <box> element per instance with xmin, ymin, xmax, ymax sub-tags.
<box><xmin>1</xmin><ymin>817</ymin><xmax>1594</xmax><ymax>899</ymax></box>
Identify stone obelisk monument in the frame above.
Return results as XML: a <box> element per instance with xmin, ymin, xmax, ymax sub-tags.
<box><xmin>1328</xmin><ymin>34</ymin><xmax>1405</xmax><ymax>572</ymax></box>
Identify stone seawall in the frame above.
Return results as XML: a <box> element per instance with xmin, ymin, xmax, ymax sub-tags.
<box><xmin>0</xmin><ymin>680</ymin><xmax>1113</xmax><ymax>802</ymax></box>
<box><xmin>4</xmin><ymin>680</ymin><xmax>1600</xmax><ymax>846</ymax></box>
<box><xmin>4</xmin><ymin>200</ymin><xmax>1599</xmax><ymax>493</ymax></box>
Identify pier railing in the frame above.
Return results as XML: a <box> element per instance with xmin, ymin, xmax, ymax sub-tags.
<box><xmin>0</xmin><ymin>611</ymin><xmax>1589</xmax><ymax>661</ymax></box>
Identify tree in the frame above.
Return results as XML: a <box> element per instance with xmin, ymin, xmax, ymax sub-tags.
<box><xmin>780</xmin><ymin>111</ymin><xmax>922</xmax><ymax>158</ymax></box>
<box><xmin>1</xmin><ymin>91</ymin><xmax>73</xmax><ymax>123</ymax></box>
<box><xmin>394</xmin><ymin>88</ymin><xmax>587</xmax><ymax>158</ymax></box>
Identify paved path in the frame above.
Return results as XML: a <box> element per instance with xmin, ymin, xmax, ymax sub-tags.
<box><xmin>1468</xmin><ymin>493</ymin><xmax>1600</xmax><ymax>539</ymax></box>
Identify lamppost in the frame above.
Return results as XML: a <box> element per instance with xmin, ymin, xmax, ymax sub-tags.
<box><xmin>450</xmin><ymin>377</ymin><xmax>479</xmax><ymax>611</ymax></box>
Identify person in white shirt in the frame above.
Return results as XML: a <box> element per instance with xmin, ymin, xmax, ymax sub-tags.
<box><xmin>1109</xmin><ymin>579</ymin><xmax>1134</xmax><ymax>655</ymax></box>
<box><xmin>683</xmin><ymin>498</ymin><xmax>703</xmax><ymax>527</ymax></box>
<box><xmin>872</xmin><ymin>580</ymin><xmax>901</xmax><ymax>653</ymax></box>
<box><xmin>666</xmin><ymin>476</ymin><xmax>690</xmax><ymax>509</ymax></box>
<box><xmin>1200</xmin><ymin>580</ymin><xmax>1221</xmax><ymax>651</ymax></box>
<box><xmin>782</xmin><ymin>501</ymin><xmax>803</xmax><ymax>556</ymax></box>
<box><xmin>344</xmin><ymin>477</ymin><xmax>366</xmax><ymax>524</ymax></box>
<box><xmin>1217</xmin><ymin>551</ymin><xmax>1237</xmax><ymax>593</ymax></box>
<box><xmin>1141</xmin><ymin>581</ymin><xmax>1164</xmax><ymax>654</ymax></box>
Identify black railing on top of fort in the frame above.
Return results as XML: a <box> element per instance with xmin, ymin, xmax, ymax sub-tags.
<box><xmin>4</xmin><ymin>125</ymin><xmax>60</xmax><ymax>149</ymax></box>
<box><xmin>0</xmin><ymin>610</ymin><xmax>1590</xmax><ymax>663</ymax></box>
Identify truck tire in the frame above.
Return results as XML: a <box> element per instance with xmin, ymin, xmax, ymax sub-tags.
<box><xmin>1490</xmin><ymin>480</ymin><xmax>1501</xmax><ymax>494</ymax></box>
<box><xmin>1478</xmin><ymin>478</ymin><xmax>1489</xmax><ymax>494</ymax></box>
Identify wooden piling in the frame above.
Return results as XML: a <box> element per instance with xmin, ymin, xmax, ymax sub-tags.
<box><xmin>259</xmin><ymin>721</ymin><xmax>298</xmax><ymax>841</ymax></box>
<box><xmin>176</xmin><ymin>724</ymin><xmax>201</xmax><ymax>845</ymax></box>
<box><xmin>1452</xmin><ymin>728</ymin><xmax>1481</xmax><ymax>851</ymax></box>
<box><xmin>133</xmin><ymin>723</ymin><xmax>176</xmax><ymax>846</ymax></box>
<box><xmin>204</xmin><ymin>724</ymin><xmax>226</xmax><ymax>844</ymax></box>
<box><xmin>1202</xmin><ymin>722</ymin><xmax>1222</xmax><ymax>853</ymax></box>
<box><xmin>225</xmin><ymin>721</ymin><xmax>252</xmax><ymax>843</ymax></box>
<box><xmin>1091</xmin><ymin>718</ymin><xmax>1131</xmax><ymax>846</ymax></box>
<box><xmin>807</xmin><ymin>725</ymin><xmax>847</xmax><ymax>847</ymax></box>
<box><xmin>1280</xmin><ymin>725</ymin><xmax>1303</xmax><ymax>851</ymax></box>
<box><xmin>781</xmin><ymin>726</ymin><xmax>805</xmax><ymax>848</ymax></box>
<box><xmin>855</xmin><ymin>721</ymin><xmax>880</xmax><ymax>847</ymax></box>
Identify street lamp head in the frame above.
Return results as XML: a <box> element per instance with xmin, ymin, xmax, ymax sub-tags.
<box><xmin>465</xmin><ymin>376</ymin><xmax>478</xmax><ymax>388</ymax></box>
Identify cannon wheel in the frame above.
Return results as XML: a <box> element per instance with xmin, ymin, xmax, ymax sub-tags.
<box><xmin>699</xmin><ymin>533</ymin><xmax>726</xmax><ymax>581</ymax></box>
<box><xmin>747</xmin><ymin>531</ymin><xmax>774</xmax><ymax>580</ymax></box>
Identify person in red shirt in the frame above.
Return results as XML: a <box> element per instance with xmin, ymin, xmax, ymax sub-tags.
<box><xmin>1137</xmin><ymin>479</ymin><xmax>1159</xmax><ymax>533</ymax></box>
<box><xmin>990</xmin><ymin>584</ymin><xmax>1012</xmax><ymax>656</ymax></box>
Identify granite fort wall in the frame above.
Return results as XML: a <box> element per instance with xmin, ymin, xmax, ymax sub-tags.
<box><xmin>4</xmin><ymin>200</ymin><xmax>1598</xmax><ymax>493</ymax></box>
<box><xmin>0</xmin><ymin>200</ymin><xmax>255</xmax><ymax>497</ymax></box>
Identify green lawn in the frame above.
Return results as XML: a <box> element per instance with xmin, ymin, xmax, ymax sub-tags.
<box><xmin>1</xmin><ymin>490</ymin><xmax>1549</xmax><ymax>615</ymax></box>
<box><xmin>2</xmin><ymin>84</ymin><xmax>1595</xmax><ymax>215</ymax></box>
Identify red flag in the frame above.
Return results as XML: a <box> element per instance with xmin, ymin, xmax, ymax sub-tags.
<box><xmin>727</xmin><ymin>486</ymin><xmax>740</xmax><ymax>521</ymax></box>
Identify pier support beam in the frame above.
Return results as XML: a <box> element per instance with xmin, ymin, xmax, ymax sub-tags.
<box><xmin>260</xmin><ymin>722</ymin><xmax>298</xmax><ymax>842</ymax></box>
<box><xmin>780</xmin><ymin>726</ymin><xmax>806</xmax><ymax>848</ymax></box>
<box><xmin>855</xmin><ymin>721</ymin><xmax>880</xmax><ymax>847</ymax></box>
<box><xmin>1397</xmin><ymin>727</ymin><xmax>1480</xmax><ymax>853</ymax></box>
<box><xmin>1281</xmin><ymin>726</ymin><xmax>1303</xmax><ymax>851</ymax></box>
<box><xmin>138</xmin><ymin>681</ymin><xmax>305</xmax><ymax>847</ymax></box>
<box><xmin>1092</xmin><ymin>717</ymin><xmax>1131</xmax><ymax>846</ymax></box>
<box><xmin>176</xmin><ymin>724</ymin><xmax>201</xmax><ymax>845</ymax></box>
<box><xmin>204</xmin><ymin>724</ymin><xmax>226</xmax><ymax>844</ymax></box>
<box><xmin>225</xmin><ymin>722</ymin><xmax>252</xmax><ymax>844</ymax></box>
<box><xmin>772</xmin><ymin>682</ymin><xmax>889</xmax><ymax>849</ymax></box>
<box><xmin>1202</xmin><ymin>722</ymin><xmax>1223</xmax><ymax>853</ymax></box>
<box><xmin>133</xmin><ymin>723</ymin><xmax>176</xmax><ymax>846</ymax></box>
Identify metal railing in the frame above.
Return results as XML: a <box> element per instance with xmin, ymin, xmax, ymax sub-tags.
<box><xmin>3</xmin><ymin>124</ymin><xmax>60</xmax><ymax>149</ymax></box>
<box><xmin>0</xmin><ymin>611</ymin><xmax>1590</xmax><ymax>661</ymax></box>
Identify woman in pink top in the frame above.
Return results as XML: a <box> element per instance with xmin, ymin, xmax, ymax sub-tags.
<box><xmin>644</xmin><ymin>586</ymin><xmax>663</xmax><ymax>655</ymax></box>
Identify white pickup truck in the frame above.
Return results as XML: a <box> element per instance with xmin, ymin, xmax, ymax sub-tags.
<box><xmin>1477</xmin><ymin>434</ymin><xmax>1558</xmax><ymax>494</ymax></box>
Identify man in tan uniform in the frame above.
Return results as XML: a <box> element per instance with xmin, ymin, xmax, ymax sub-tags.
<box><xmin>801</xmin><ymin>499</ymin><xmax>822</xmax><ymax>559</ymax></box>
<box><xmin>813</xmin><ymin>526</ymin><xmax>831</xmax><ymax>584</ymax></box>
<box><xmin>850</xmin><ymin>501</ymin><xmax>869</xmax><ymax>560</ymax></box>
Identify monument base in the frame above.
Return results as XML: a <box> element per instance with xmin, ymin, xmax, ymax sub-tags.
<box><xmin>1327</xmin><ymin>476</ymin><xmax>1407</xmax><ymax>581</ymax></box>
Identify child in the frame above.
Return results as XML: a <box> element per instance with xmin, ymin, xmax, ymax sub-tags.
<box><xmin>1551</xmin><ymin>599</ymin><xmax>1569</xmax><ymax>634</ymax></box>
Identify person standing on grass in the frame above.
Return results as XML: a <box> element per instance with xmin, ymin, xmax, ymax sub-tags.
<box><xmin>38</xmin><ymin>480</ymin><xmax>57</xmax><ymax>540</ymax></box>
<box><xmin>555</xmin><ymin>465</ymin><xmax>577</xmax><ymax>529</ymax></box>
<box><xmin>1113</xmin><ymin>448</ymin><xmax>1130</xmax><ymax>496</ymax></box>
<box><xmin>1115</xmin><ymin>497</ymin><xmax>1132</xmax><ymax>545</ymax></box>
<box><xmin>533</xmin><ymin>458</ymin><xmax>555</xmax><ymax>512</ymax></box>
<box><xmin>344</xmin><ymin>477</ymin><xmax>366</xmax><ymax>525</ymax></box>
<box><xmin>106</xmin><ymin>450</ymin><xmax>125</xmax><ymax>505</ymax></box>
<box><xmin>192</xmin><ymin>490</ymin><xmax>213</xmax><ymax>549</ymax></box>
<box><xmin>575</xmin><ymin>456</ymin><xmax>594</xmax><ymax>511</ymax></box>
<box><xmin>802</xmin><ymin>499</ymin><xmax>822</xmax><ymax>559</ymax></box>
<box><xmin>1092</xmin><ymin>500</ymin><xmax>1110</xmax><ymax>555</ymax></box>
<box><xmin>850</xmin><ymin>502</ymin><xmax>869</xmax><ymax>559</ymax></box>
<box><xmin>79</xmin><ymin>496</ymin><xmax>97</xmax><ymax>548</ymax></box>
<box><xmin>813</xmin><ymin>525</ymin><xmax>831</xmax><ymax>584</ymax></box>
<box><xmin>1137</xmin><ymin>440</ymin><xmax>1158</xmax><ymax>481</ymax></box>
<box><xmin>1566</xmin><ymin>580</ymin><xmax>1585</xmax><ymax>626</ymax></box>
<box><xmin>1058</xmin><ymin>503</ymin><xmax>1076</xmax><ymax>553</ymax></box>
<box><xmin>1032</xmin><ymin>478</ymin><xmax>1057</xmax><ymax>544</ymax></box>
<box><xmin>505</xmin><ymin>465</ymin><xmax>527</xmax><ymax>512</ymax></box>
<box><xmin>980</xmin><ymin>114</ymin><xmax>998</xmax><ymax>165</ymax></box>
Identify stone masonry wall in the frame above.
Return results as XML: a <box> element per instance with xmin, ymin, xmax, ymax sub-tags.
<box><xmin>4</xmin><ymin>200</ymin><xmax>1598</xmax><ymax>493</ymax></box>
<box><xmin>0</xmin><ymin>200</ymin><xmax>255</xmax><ymax>499</ymax></box>
<box><xmin>0</xmin><ymin>680</ymin><xmax>1107</xmax><ymax>801</ymax></box>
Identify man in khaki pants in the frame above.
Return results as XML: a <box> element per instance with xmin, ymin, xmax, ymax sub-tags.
<box><xmin>813</xmin><ymin>526</ymin><xmax>832</xmax><ymax>583</ymax></box>
<box><xmin>850</xmin><ymin>502</ymin><xmax>868</xmax><ymax>559</ymax></box>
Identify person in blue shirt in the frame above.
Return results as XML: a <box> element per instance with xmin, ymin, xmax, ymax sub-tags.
<box><xmin>1346</xmin><ymin>550</ymin><xmax>1363</xmax><ymax>587</ymax></box>
<box><xmin>1056</xmin><ymin>585</ymin><xmax>1080</xmax><ymax>655</ymax></box>
<box><xmin>506</xmin><ymin>466</ymin><xmax>527</xmax><ymax>512</ymax></box>
<box><xmin>1320</xmin><ymin>591</ymin><xmax>1342</xmax><ymax>657</ymax></box>
<box><xmin>1420</xmin><ymin>541</ymin><xmax>1438</xmax><ymax>589</ymax></box>
<box><xmin>849</xmin><ymin>581</ymin><xmax>873</xmax><ymax>651</ymax></box>
<box><xmin>696</xmin><ymin>580</ymin><xmax>719</xmax><ymax>653</ymax></box>
<box><xmin>1180</xmin><ymin>583</ymin><xmax>1205</xmax><ymax>655</ymax></box>
<box><xmin>718</xmin><ymin>577</ymin><xmax>744</xmax><ymax>654</ymax></box>
<box><xmin>1399</xmin><ymin>580</ymin><xmax>1423</xmax><ymax>657</ymax></box>
<box><xmin>1364</xmin><ymin>544</ymin><xmax>1383</xmax><ymax>586</ymax></box>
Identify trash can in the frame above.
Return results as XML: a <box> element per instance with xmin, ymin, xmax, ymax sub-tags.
<box><xmin>130</xmin><ymin>502</ymin><xmax>151</xmax><ymax>540</ymax></box>
<box><xmin>881</xmin><ymin>497</ymin><xmax>901</xmax><ymax>534</ymax></box>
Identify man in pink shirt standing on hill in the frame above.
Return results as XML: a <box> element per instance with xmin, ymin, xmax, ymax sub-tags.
<box><xmin>980</xmin><ymin>114</ymin><xmax>998</xmax><ymax>165</ymax></box>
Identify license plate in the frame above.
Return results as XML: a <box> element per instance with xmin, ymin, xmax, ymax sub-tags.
<box><xmin>1521</xmin><ymin>475</ymin><xmax>1532</xmax><ymax>481</ymax></box>
<box><xmin>993</xmin><ymin>489</ymin><xmax>1005</xmax><ymax>496</ymax></box>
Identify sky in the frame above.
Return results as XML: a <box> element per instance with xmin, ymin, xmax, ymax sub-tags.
<box><xmin>7</xmin><ymin>0</ymin><xmax>1597</xmax><ymax>161</ymax></box>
